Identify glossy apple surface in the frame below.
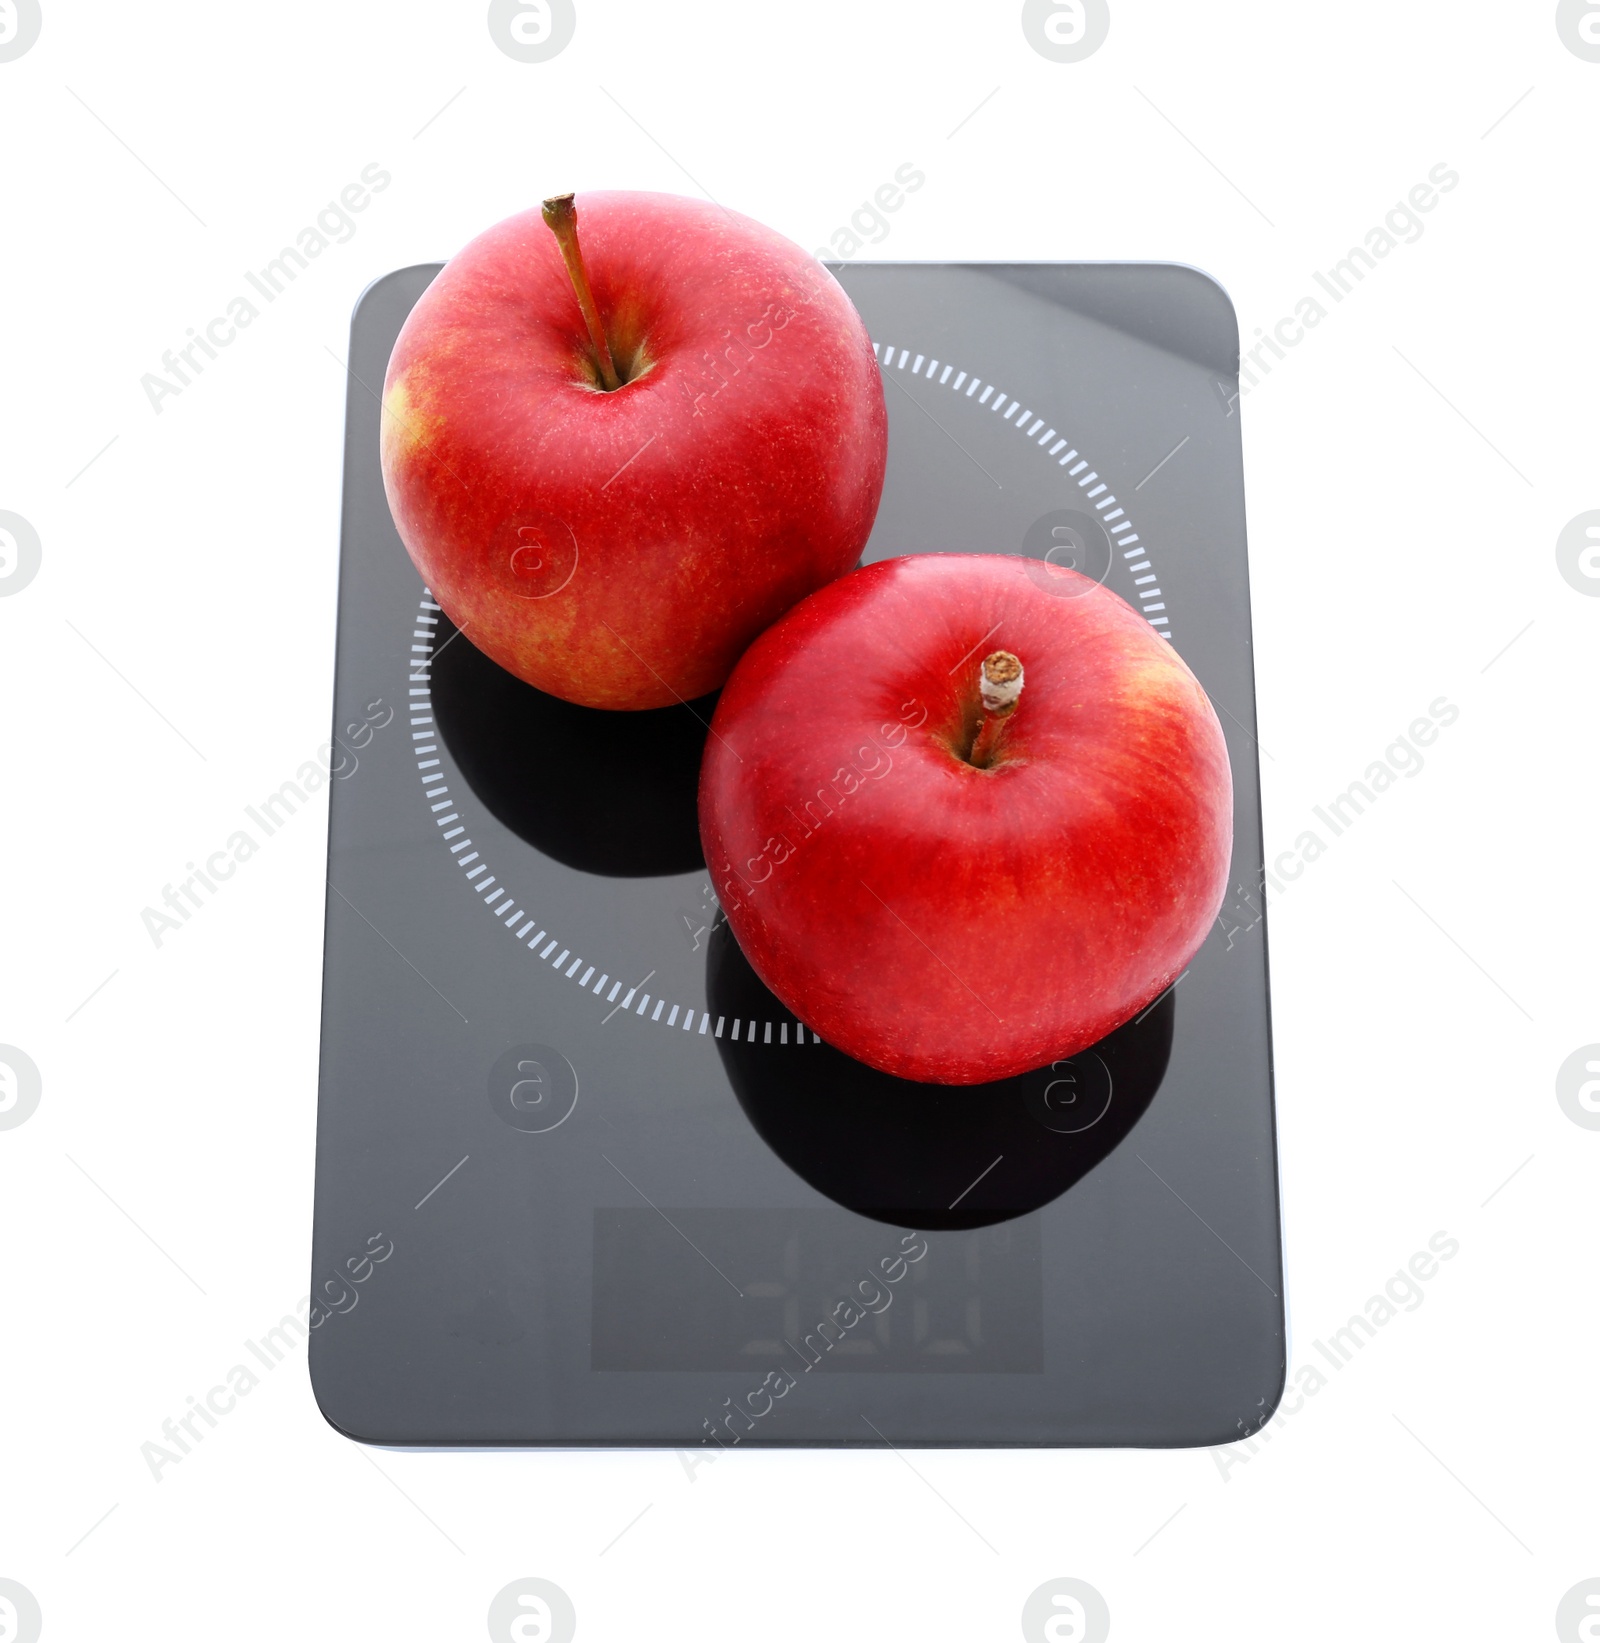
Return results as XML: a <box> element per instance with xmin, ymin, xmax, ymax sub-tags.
<box><xmin>380</xmin><ymin>190</ymin><xmax>887</xmax><ymax>709</ymax></box>
<box><xmin>699</xmin><ymin>554</ymin><xmax>1233</xmax><ymax>1084</ymax></box>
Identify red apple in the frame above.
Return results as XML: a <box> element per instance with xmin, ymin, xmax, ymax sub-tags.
<box><xmin>380</xmin><ymin>190</ymin><xmax>887</xmax><ymax>709</ymax></box>
<box><xmin>699</xmin><ymin>554</ymin><xmax>1233</xmax><ymax>1084</ymax></box>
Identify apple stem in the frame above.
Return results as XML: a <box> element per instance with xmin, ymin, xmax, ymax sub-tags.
<box><xmin>969</xmin><ymin>651</ymin><xmax>1023</xmax><ymax>769</ymax></box>
<box><xmin>541</xmin><ymin>193</ymin><xmax>623</xmax><ymax>391</ymax></box>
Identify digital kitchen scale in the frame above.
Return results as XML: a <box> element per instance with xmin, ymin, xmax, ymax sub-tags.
<box><xmin>309</xmin><ymin>260</ymin><xmax>1283</xmax><ymax>1448</ymax></box>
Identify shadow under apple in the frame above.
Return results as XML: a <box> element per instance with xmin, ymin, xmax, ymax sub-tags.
<box><xmin>429</xmin><ymin>615</ymin><xmax>714</xmax><ymax>878</ymax></box>
<box><xmin>706</xmin><ymin>917</ymin><xmax>1176</xmax><ymax>1232</ymax></box>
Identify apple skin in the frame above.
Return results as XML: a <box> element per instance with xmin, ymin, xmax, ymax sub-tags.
<box><xmin>699</xmin><ymin>554</ymin><xmax>1234</xmax><ymax>1085</ymax></box>
<box><xmin>380</xmin><ymin>190</ymin><xmax>887</xmax><ymax>710</ymax></box>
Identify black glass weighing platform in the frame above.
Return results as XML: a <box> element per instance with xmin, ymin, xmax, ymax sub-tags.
<box><xmin>309</xmin><ymin>260</ymin><xmax>1284</xmax><ymax>1448</ymax></box>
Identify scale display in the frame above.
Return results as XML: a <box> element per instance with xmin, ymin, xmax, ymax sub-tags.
<box><xmin>309</xmin><ymin>260</ymin><xmax>1283</xmax><ymax>1447</ymax></box>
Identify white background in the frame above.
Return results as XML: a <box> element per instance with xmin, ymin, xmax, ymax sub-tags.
<box><xmin>2</xmin><ymin>2</ymin><xmax>1597</xmax><ymax>1638</ymax></box>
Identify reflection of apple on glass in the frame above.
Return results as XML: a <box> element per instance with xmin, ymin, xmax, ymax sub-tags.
<box><xmin>380</xmin><ymin>189</ymin><xmax>888</xmax><ymax>709</ymax></box>
<box><xmin>707</xmin><ymin>913</ymin><xmax>1177</xmax><ymax>1230</ymax></box>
